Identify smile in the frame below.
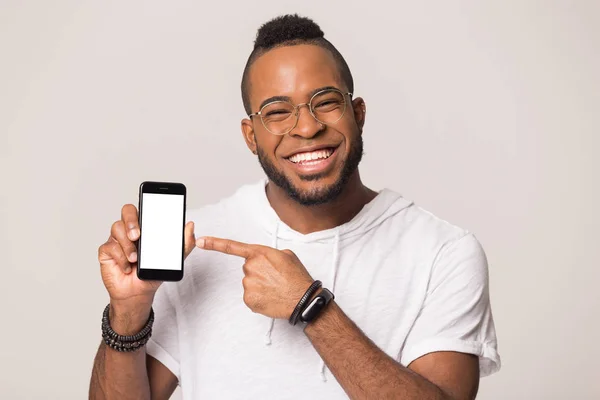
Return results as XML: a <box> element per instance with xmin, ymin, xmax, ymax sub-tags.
<box><xmin>287</xmin><ymin>148</ymin><xmax>335</xmax><ymax>164</ymax></box>
<box><xmin>284</xmin><ymin>146</ymin><xmax>339</xmax><ymax>175</ymax></box>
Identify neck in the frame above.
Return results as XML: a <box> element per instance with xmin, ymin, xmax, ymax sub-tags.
<box><xmin>265</xmin><ymin>171</ymin><xmax>378</xmax><ymax>235</ymax></box>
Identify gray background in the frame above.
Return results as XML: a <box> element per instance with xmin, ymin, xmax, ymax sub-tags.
<box><xmin>1</xmin><ymin>1</ymin><xmax>599</xmax><ymax>399</ymax></box>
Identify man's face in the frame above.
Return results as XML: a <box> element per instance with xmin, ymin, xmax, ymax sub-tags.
<box><xmin>242</xmin><ymin>44</ymin><xmax>366</xmax><ymax>206</ymax></box>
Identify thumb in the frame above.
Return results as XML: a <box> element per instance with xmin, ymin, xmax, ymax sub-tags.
<box><xmin>184</xmin><ymin>221</ymin><xmax>196</xmax><ymax>258</ymax></box>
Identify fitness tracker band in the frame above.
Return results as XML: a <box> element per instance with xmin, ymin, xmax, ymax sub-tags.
<box><xmin>300</xmin><ymin>288</ymin><xmax>334</xmax><ymax>324</ymax></box>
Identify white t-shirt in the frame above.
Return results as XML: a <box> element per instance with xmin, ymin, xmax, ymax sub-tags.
<box><xmin>146</xmin><ymin>179</ymin><xmax>501</xmax><ymax>399</ymax></box>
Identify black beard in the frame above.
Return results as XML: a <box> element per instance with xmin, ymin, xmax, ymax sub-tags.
<box><xmin>256</xmin><ymin>135</ymin><xmax>364</xmax><ymax>206</ymax></box>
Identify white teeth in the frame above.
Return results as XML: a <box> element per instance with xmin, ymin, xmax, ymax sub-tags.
<box><xmin>289</xmin><ymin>149</ymin><xmax>333</xmax><ymax>163</ymax></box>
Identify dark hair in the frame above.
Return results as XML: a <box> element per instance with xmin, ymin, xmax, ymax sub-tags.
<box><xmin>241</xmin><ymin>14</ymin><xmax>354</xmax><ymax>115</ymax></box>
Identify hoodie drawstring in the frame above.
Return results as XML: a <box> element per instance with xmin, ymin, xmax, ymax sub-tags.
<box><xmin>319</xmin><ymin>229</ymin><xmax>341</xmax><ymax>382</ymax></box>
<box><xmin>265</xmin><ymin>221</ymin><xmax>341</xmax><ymax>383</ymax></box>
<box><xmin>264</xmin><ymin>221</ymin><xmax>279</xmax><ymax>345</ymax></box>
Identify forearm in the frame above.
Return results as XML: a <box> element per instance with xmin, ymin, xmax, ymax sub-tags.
<box><xmin>304</xmin><ymin>301</ymin><xmax>451</xmax><ymax>400</ymax></box>
<box><xmin>89</xmin><ymin>303</ymin><xmax>152</xmax><ymax>400</ymax></box>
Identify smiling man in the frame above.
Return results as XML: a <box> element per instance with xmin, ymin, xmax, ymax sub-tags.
<box><xmin>90</xmin><ymin>14</ymin><xmax>500</xmax><ymax>400</ymax></box>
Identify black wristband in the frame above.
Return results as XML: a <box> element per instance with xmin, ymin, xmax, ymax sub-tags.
<box><xmin>101</xmin><ymin>304</ymin><xmax>154</xmax><ymax>352</ymax></box>
<box><xmin>289</xmin><ymin>280</ymin><xmax>322</xmax><ymax>326</ymax></box>
<box><xmin>300</xmin><ymin>288</ymin><xmax>334</xmax><ymax>324</ymax></box>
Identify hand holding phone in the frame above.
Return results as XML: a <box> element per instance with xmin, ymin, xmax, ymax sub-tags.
<box><xmin>97</xmin><ymin>182</ymin><xmax>195</xmax><ymax>310</ymax></box>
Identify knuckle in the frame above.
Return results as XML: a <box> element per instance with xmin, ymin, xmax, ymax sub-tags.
<box><xmin>97</xmin><ymin>243</ymin><xmax>107</xmax><ymax>260</ymax></box>
<box><xmin>243</xmin><ymin>291</ymin><xmax>260</xmax><ymax>312</ymax></box>
<box><xmin>104</xmin><ymin>240</ymin><xmax>116</xmax><ymax>253</ymax></box>
<box><xmin>283</xmin><ymin>249</ymin><xmax>297</xmax><ymax>258</ymax></box>
<box><xmin>110</xmin><ymin>220</ymin><xmax>124</xmax><ymax>237</ymax></box>
<box><xmin>99</xmin><ymin>241</ymin><xmax>120</xmax><ymax>263</ymax></box>
<box><xmin>243</xmin><ymin>291</ymin><xmax>252</xmax><ymax>307</ymax></box>
<box><xmin>108</xmin><ymin>242</ymin><xmax>124</xmax><ymax>259</ymax></box>
<box><xmin>253</xmin><ymin>299</ymin><xmax>263</xmax><ymax>312</ymax></box>
<box><xmin>242</xmin><ymin>290</ymin><xmax>262</xmax><ymax>313</ymax></box>
<box><xmin>225</xmin><ymin>240</ymin><xmax>234</xmax><ymax>254</ymax></box>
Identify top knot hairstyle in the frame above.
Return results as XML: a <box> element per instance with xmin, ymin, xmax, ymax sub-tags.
<box><xmin>241</xmin><ymin>14</ymin><xmax>354</xmax><ymax>115</ymax></box>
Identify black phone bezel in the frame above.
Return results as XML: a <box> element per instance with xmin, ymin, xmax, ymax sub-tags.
<box><xmin>136</xmin><ymin>181</ymin><xmax>186</xmax><ymax>282</ymax></box>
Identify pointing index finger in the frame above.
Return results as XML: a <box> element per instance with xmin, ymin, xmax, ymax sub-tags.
<box><xmin>197</xmin><ymin>237</ymin><xmax>256</xmax><ymax>259</ymax></box>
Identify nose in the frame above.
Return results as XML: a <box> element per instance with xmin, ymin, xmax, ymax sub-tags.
<box><xmin>288</xmin><ymin>104</ymin><xmax>324</xmax><ymax>138</ymax></box>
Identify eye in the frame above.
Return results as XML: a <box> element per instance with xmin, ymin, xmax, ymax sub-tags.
<box><xmin>314</xmin><ymin>99</ymin><xmax>342</xmax><ymax>111</ymax></box>
<box><xmin>265</xmin><ymin>109</ymin><xmax>291</xmax><ymax>116</ymax></box>
<box><xmin>317</xmin><ymin>100</ymin><xmax>336</xmax><ymax>107</ymax></box>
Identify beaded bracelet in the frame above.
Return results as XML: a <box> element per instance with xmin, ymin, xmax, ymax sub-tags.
<box><xmin>101</xmin><ymin>304</ymin><xmax>154</xmax><ymax>352</ymax></box>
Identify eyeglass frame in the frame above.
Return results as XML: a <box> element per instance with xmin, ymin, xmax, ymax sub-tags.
<box><xmin>248</xmin><ymin>88</ymin><xmax>354</xmax><ymax>135</ymax></box>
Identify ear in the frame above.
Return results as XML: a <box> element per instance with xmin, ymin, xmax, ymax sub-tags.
<box><xmin>241</xmin><ymin>118</ymin><xmax>258</xmax><ymax>155</ymax></box>
<box><xmin>351</xmin><ymin>97</ymin><xmax>366</xmax><ymax>133</ymax></box>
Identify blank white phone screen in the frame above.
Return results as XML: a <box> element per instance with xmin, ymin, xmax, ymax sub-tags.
<box><xmin>139</xmin><ymin>193</ymin><xmax>184</xmax><ymax>270</ymax></box>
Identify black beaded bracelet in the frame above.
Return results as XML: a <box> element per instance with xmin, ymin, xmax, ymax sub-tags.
<box><xmin>101</xmin><ymin>303</ymin><xmax>154</xmax><ymax>352</ymax></box>
<box><xmin>102</xmin><ymin>330</ymin><xmax>152</xmax><ymax>352</ymax></box>
<box><xmin>289</xmin><ymin>280</ymin><xmax>322</xmax><ymax>326</ymax></box>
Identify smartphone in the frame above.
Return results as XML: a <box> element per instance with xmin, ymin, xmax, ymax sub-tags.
<box><xmin>137</xmin><ymin>181</ymin><xmax>186</xmax><ymax>281</ymax></box>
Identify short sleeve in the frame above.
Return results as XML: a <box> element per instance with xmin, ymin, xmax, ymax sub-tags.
<box><xmin>146</xmin><ymin>283</ymin><xmax>181</xmax><ymax>382</ymax></box>
<box><xmin>400</xmin><ymin>233</ymin><xmax>501</xmax><ymax>376</ymax></box>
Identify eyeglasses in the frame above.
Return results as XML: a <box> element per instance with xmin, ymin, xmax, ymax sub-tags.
<box><xmin>248</xmin><ymin>88</ymin><xmax>353</xmax><ymax>135</ymax></box>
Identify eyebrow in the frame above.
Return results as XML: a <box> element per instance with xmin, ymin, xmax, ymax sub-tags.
<box><xmin>258</xmin><ymin>86</ymin><xmax>341</xmax><ymax>110</ymax></box>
